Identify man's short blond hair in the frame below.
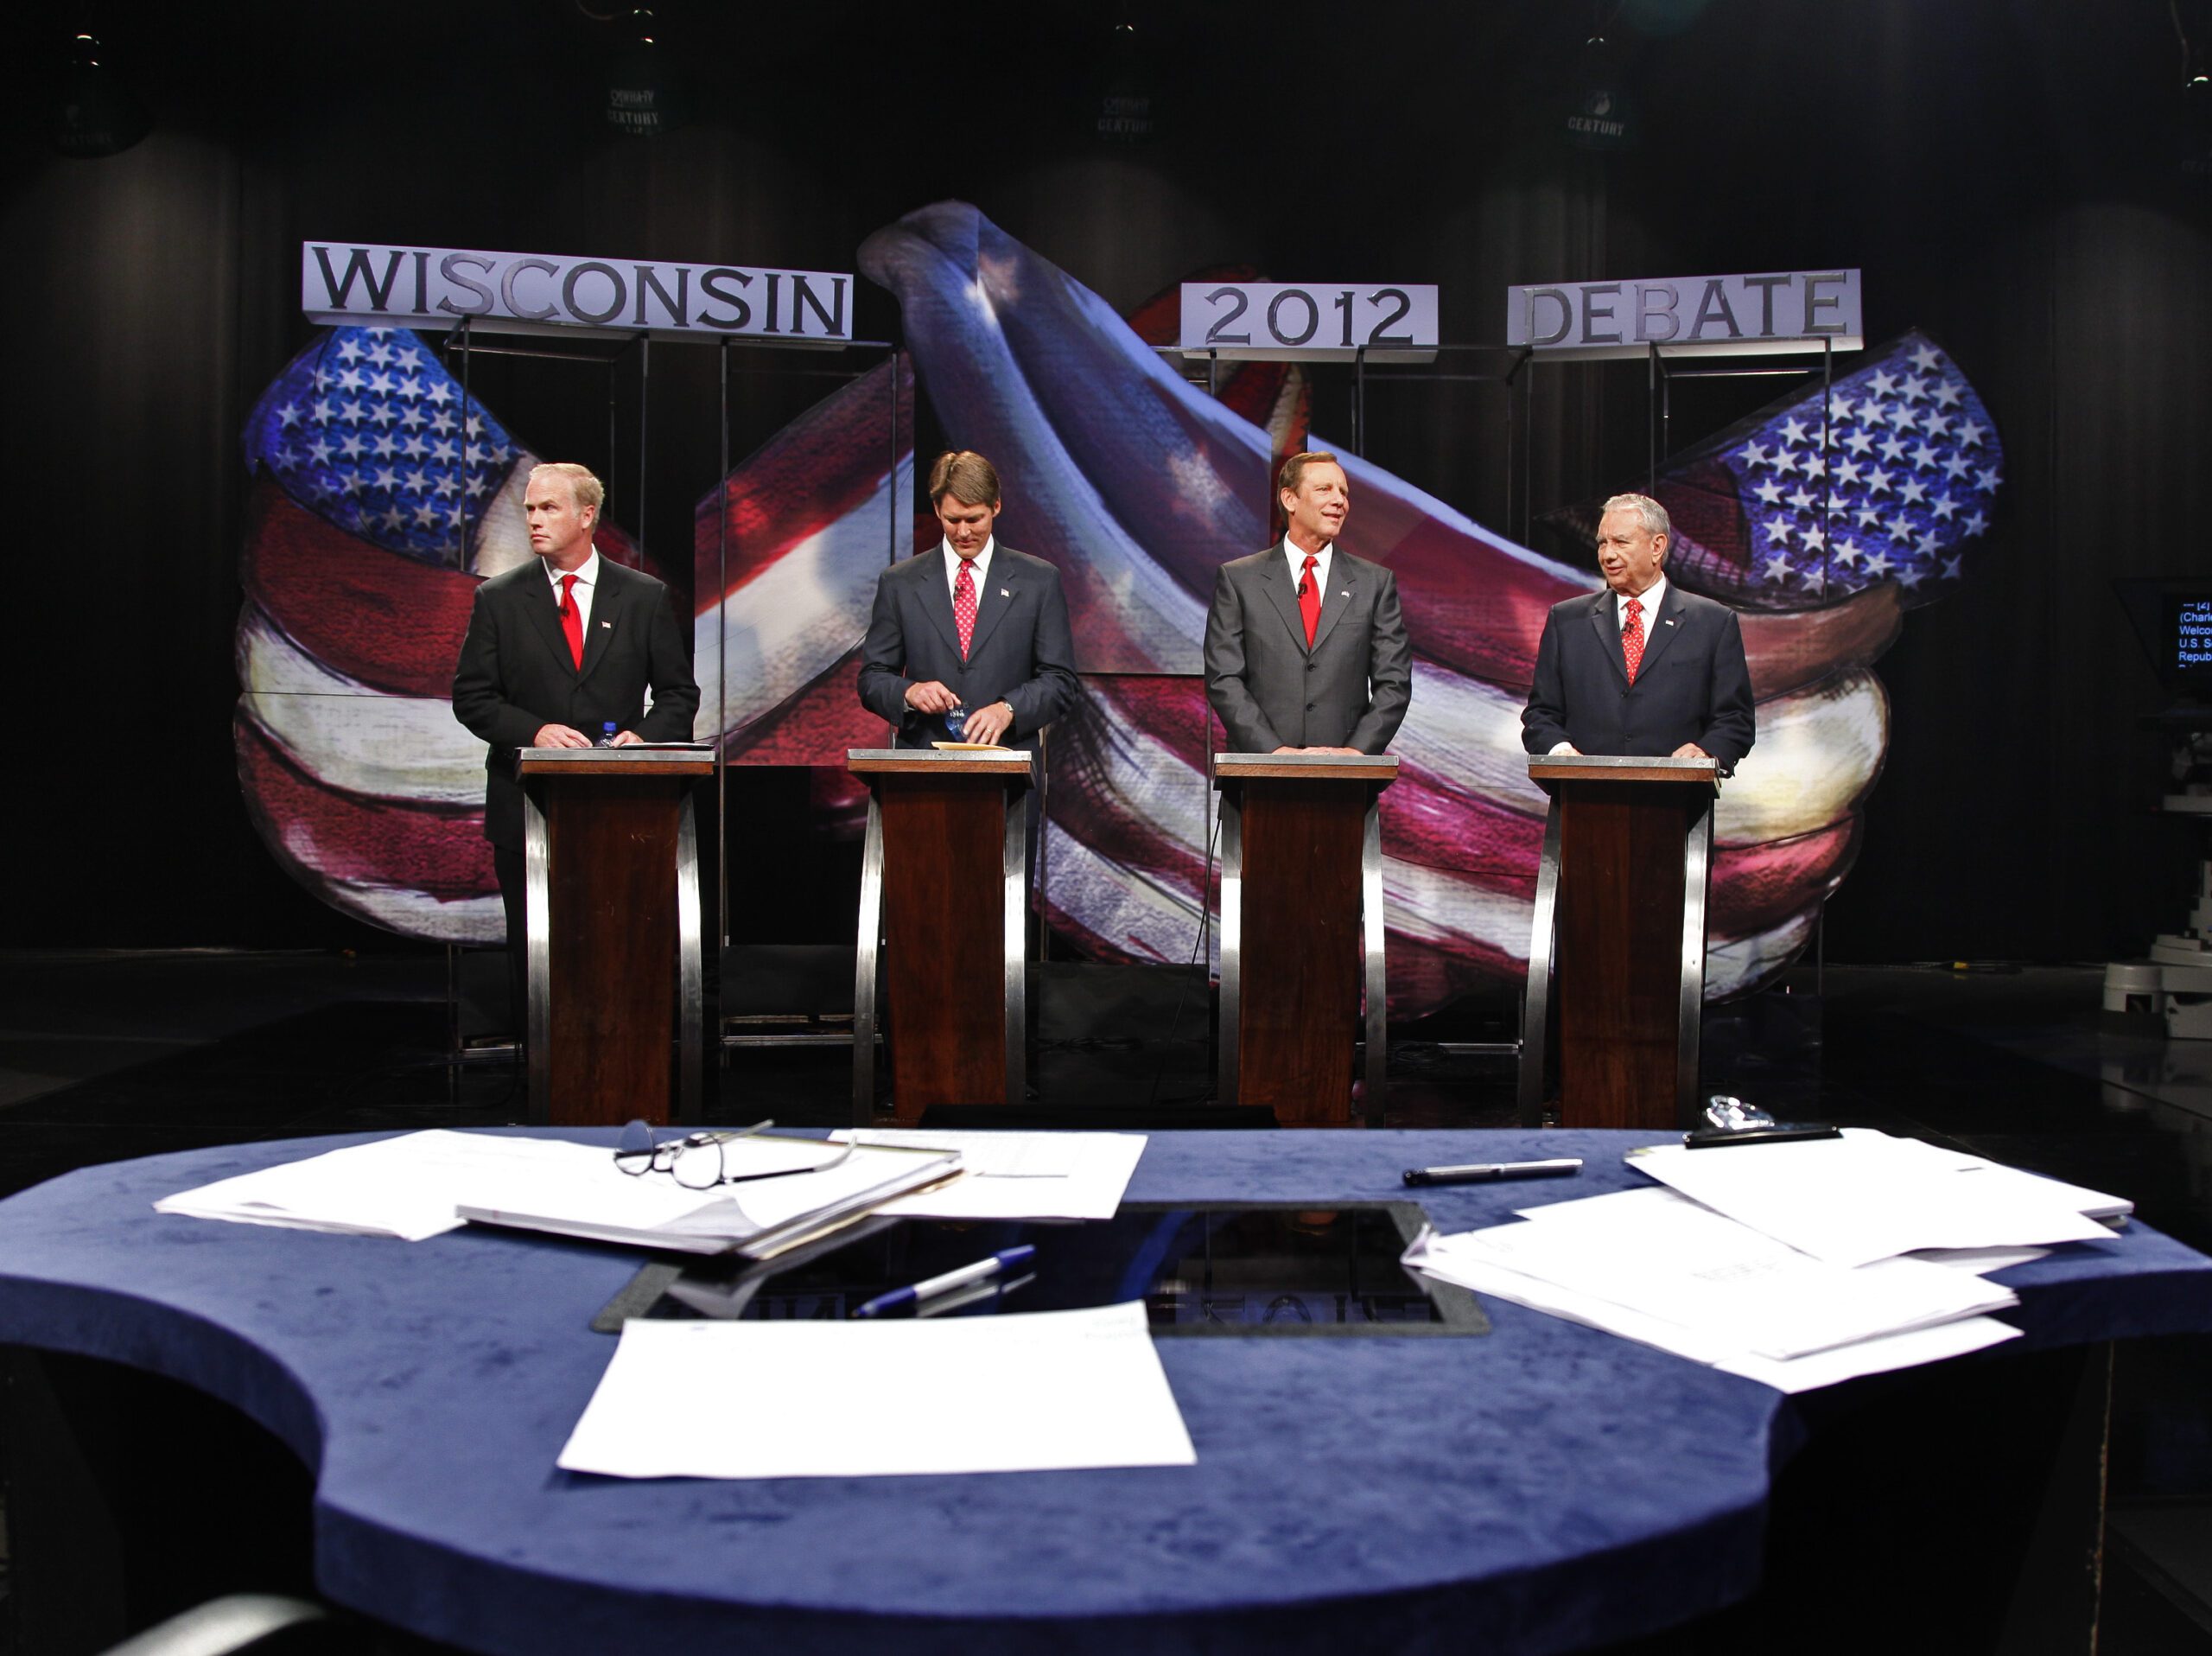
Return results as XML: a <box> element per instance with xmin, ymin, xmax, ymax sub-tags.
<box><xmin>1602</xmin><ymin>492</ymin><xmax>1669</xmax><ymax>542</ymax></box>
<box><xmin>1279</xmin><ymin>451</ymin><xmax>1342</xmax><ymax>497</ymax></box>
<box><xmin>928</xmin><ymin>450</ymin><xmax>1001</xmax><ymax>507</ymax></box>
<box><xmin>528</xmin><ymin>462</ymin><xmax>606</xmax><ymax>514</ymax></box>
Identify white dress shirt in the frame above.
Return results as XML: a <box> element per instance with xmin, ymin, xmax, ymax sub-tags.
<box><xmin>942</xmin><ymin>537</ymin><xmax>995</xmax><ymax>602</ymax></box>
<box><xmin>1282</xmin><ymin>536</ymin><xmax>1333</xmax><ymax>600</ymax></box>
<box><xmin>1548</xmin><ymin>576</ymin><xmax>1669</xmax><ymax>754</ymax></box>
<box><xmin>546</xmin><ymin>549</ymin><xmax>601</xmax><ymax>631</ymax></box>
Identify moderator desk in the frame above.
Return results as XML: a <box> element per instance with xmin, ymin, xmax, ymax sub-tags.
<box><xmin>1</xmin><ymin>1132</ymin><xmax>2208</xmax><ymax>1656</ymax></box>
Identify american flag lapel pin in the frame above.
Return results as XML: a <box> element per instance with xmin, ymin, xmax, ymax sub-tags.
<box><xmin>1000</xmin><ymin>588</ymin><xmax>1010</xmax><ymax>597</ymax></box>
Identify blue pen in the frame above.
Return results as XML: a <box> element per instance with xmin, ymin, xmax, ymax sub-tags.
<box><xmin>851</xmin><ymin>1245</ymin><xmax>1038</xmax><ymax>1319</ymax></box>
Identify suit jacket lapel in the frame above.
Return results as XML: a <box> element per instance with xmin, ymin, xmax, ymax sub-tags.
<box><xmin>963</xmin><ymin>557</ymin><xmax>1017</xmax><ymax>660</ymax></box>
<box><xmin>576</xmin><ymin>568</ymin><xmax>620</xmax><ymax>682</ymax></box>
<box><xmin>524</xmin><ymin>567</ymin><xmax>579</xmax><ymax>678</ymax></box>
<box><xmin>1258</xmin><ymin>558</ymin><xmax>1311</xmax><ymax>654</ymax></box>
<box><xmin>916</xmin><ymin>553</ymin><xmax>963</xmax><ymax>655</ymax></box>
<box><xmin>1309</xmin><ymin>555</ymin><xmax>1356</xmax><ymax>653</ymax></box>
<box><xmin>1587</xmin><ymin>591</ymin><xmax>1630</xmax><ymax>686</ymax></box>
<box><xmin>1630</xmin><ymin>586</ymin><xmax>1686</xmax><ymax>679</ymax></box>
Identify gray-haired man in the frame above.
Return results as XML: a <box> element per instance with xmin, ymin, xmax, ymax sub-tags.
<box><xmin>1520</xmin><ymin>492</ymin><xmax>1755</xmax><ymax>773</ymax></box>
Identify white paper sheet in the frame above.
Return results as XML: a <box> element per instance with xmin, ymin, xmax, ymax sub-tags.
<box><xmin>153</xmin><ymin>1131</ymin><xmax>677</xmax><ymax>1242</ymax></box>
<box><xmin>556</xmin><ymin>1301</ymin><xmax>1197</xmax><ymax>1479</ymax></box>
<box><xmin>462</xmin><ymin>1139</ymin><xmax>959</xmax><ymax>1251</ymax></box>
<box><xmin>831</xmin><ymin>1130</ymin><xmax>1147</xmax><ymax>1220</ymax></box>
<box><xmin>154</xmin><ymin>1130</ymin><xmax>954</xmax><ymax>1254</ymax></box>
<box><xmin>1624</xmin><ymin>1129</ymin><xmax>2121</xmax><ymax>1267</ymax></box>
<box><xmin>1513</xmin><ymin>1188</ymin><xmax>2049</xmax><ymax>1275</ymax></box>
<box><xmin>1440</xmin><ymin>1194</ymin><xmax>2013</xmax><ymax>1360</ymax></box>
<box><xmin>1414</xmin><ymin>1244</ymin><xmax>2021</xmax><ymax>1394</ymax></box>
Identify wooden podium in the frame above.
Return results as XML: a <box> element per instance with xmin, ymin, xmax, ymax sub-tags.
<box><xmin>518</xmin><ymin>747</ymin><xmax>712</xmax><ymax>1128</ymax></box>
<box><xmin>848</xmin><ymin>748</ymin><xmax>1035</xmax><ymax>1125</ymax></box>
<box><xmin>1214</xmin><ymin>752</ymin><xmax>1399</xmax><ymax>1127</ymax></box>
<box><xmin>1517</xmin><ymin>755</ymin><xmax>1718</xmax><ymax>1131</ymax></box>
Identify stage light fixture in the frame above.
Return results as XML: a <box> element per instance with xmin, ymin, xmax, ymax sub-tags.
<box><xmin>604</xmin><ymin>6</ymin><xmax>689</xmax><ymax>138</ymax></box>
<box><xmin>44</xmin><ymin>28</ymin><xmax>149</xmax><ymax>159</ymax></box>
<box><xmin>1563</xmin><ymin>29</ymin><xmax>1635</xmax><ymax>152</ymax></box>
<box><xmin>1095</xmin><ymin>20</ymin><xmax>1160</xmax><ymax>143</ymax></box>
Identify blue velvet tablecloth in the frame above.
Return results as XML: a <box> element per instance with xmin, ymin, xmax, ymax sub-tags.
<box><xmin>1</xmin><ymin>1128</ymin><xmax>2207</xmax><ymax>1656</ymax></box>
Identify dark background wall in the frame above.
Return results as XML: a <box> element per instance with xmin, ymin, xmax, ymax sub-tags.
<box><xmin>3</xmin><ymin>0</ymin><xmax>2207</xmax><ymax>963</ymax></box>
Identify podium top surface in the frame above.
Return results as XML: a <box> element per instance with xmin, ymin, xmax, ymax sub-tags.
<box><xmin>1528</xmin><ymin>754</ymin><xmax>1718</xmax><ymax>787</ymax></box>
<box><xmin>518</xmin><ymin>746</ymin><xmax>715</xmax><ymax>776</ymax></box>
<box><xmin>1213</xmin><ymin>752</ymin><xmax>1401</xmax><ymax>784</ymax></box>
<box><xmin>847</xmin><ymin>747</ymin><xmax>1038</xmax><ymax>777</ymax></box>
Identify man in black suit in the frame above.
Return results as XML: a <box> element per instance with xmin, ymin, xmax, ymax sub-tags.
<box><xmin>856</xmin><ymin>451</ymin><xmax>1079</xmax><ymax>750</ymax></box>
<box><xmin>452</xmin><ymin>462</ymin><xmax>700</xmax><ymax>1027</ymax></box>
<box><xmin>1520</xmin><ymin>493</ymin><xmax>1755</xmax><ymax>771</ymax></box>
<box><xmin>1204</xmin><ymin>452</ymin><xmax>1413</xmax><ymax>755</ymax></box>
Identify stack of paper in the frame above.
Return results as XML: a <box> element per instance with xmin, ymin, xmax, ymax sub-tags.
<box><xmin>1408</xmin><ymin>1131</ymin><xmax>2137</xmax><ymax>1392</ymax></box>
<box><xmin>1408</xmin><ymin>1186</ymin><xmax>2026</xmax><ymax>1393</ymax></box>
<box><xmin>829</xmin><ymin>1129</ymin><xmax>1147</xmax><ymax>1220</ymax></box>
<box><xmin>157</xmin><ymin>1130</ymin><xmax>963</xmax><ymax>1258</ymax></box>
<box><xmin>156</xmin><ymin>1131</ymin><xmax>622</xmax><ymax>1241</ymax></box>
<box><xmin>1625</xmin><ymin>1129</ymin><xmax>2126</xmax><ymax>1266</ymax></box>
<box><xmin>557</xmin><ymin>1301</ymin><xmax>1197</xmax><ymax>1480</ymax></box>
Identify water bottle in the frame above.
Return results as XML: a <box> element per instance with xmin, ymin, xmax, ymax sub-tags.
<box><xmin>944</xmin><ymin>704</ymin><xmax>968</xmax><ymax>741</ymax></box>
<box><xmin>596</xmin><ymin>722</ymin><xmax>619</xmax><ymax>748</ymax></box>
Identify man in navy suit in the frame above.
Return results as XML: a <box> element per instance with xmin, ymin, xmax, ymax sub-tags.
<box><xmin>856</xmin><ymin>451</ymin><xmax>1080</xmax><ymax>749</ymax></box>
<box><xmin>452</xmin><ymin>462</ymin><xmax>699</xmax><ymax>1028</ymax></box>
<box><xmin>1521</xmin><ymin>493</ymin><xmax>1755</xmax><ymax>772</ymax></box>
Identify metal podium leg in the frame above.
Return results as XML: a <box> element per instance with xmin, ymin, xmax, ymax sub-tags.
<box><xmin>1216</xmin><ymin>790</ymin><xmax>1243</xmax><ymax>1108</ymax></box>
<box><xmin>851</xmin><ymin>792</ymin><xmax>885</xmax><ymax>1127</ymax></box>
<box><xmin>524</xmin><ymin>782</ymin><xmax>552</xmax><ymax>1127</ymax></box>
<box><xmin>677</xmin><ymin>790</ymin><xmax>702</xmax><ymax>1126</ymax></box>
<box><xmin>1676</xmin><ymin>800</ymin><xmax>1715</xmax><ymax>1127</ymax></box>
<box><xmin>1362</xmin><ymin>794</ymin><xmax>1388</xmax><ymax>1128</ymax></box>
<box><xmin>1517</xmin><ymin>798</ymin><xmax>1564</xmax><ymax>1128</ymax></box>
<box><xmin>1002</xmin><ymin>784</ymin><xmax>1029</xmax><ymax>1106</ymax></box>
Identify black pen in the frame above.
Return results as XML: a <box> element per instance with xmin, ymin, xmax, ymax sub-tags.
<box><xmin>1402</xmin><ymin>1158</ymin><xmax>1583</xmax><ymax>1188</ymax></box>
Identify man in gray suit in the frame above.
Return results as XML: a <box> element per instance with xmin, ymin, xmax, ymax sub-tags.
<box><xmin>857</xmin><ymin>451</ymin><xmax>1080</xmax><ymax>749</ymax></box>
<box><xmin>1204</xmin><ymin>452</ymin><xmax>1413</xmax><ymax>755</ymax></box>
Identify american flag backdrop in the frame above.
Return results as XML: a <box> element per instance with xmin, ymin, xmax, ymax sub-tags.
<box><xmin>237</xmin><ymin>207</ymin><xmax>2005</xmax><ymax>1016</ymax></box>
<box><xmin>235</xmin><ymin>324</ymin><xmax>647</xmax><ymax>941</ymax></box>
<box><xmin>1553</xmin><ymin>333</ymin><xmax>2004</xmax><ymax>611</ymax></box>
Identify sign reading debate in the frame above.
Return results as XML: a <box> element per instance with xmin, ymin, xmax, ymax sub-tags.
<box><xmin>1179</xmin><ymin>282</ymin><xmax>1439</xmax><ymax>363</ymax></box>
<box><xmin>300</xmin><ymin>242</ymin><xmax>856</xmax><ymax>344</ymax></box>
<box><xmin>1506</xmin><ymin>270</ymin><xmax>1863</xmax><ymax>360</ymax></box>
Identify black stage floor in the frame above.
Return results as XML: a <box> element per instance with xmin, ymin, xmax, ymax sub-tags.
<box><xmin>8</xmin><ymin>950</ymin><xmax>2212</xmax><ymax>1652</ymax></box>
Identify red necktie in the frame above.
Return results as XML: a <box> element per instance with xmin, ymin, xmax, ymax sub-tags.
<box><xmin>1622</xmin><ymin>596</ymin><xmax>1645</xmax><ymax>685</ymax></box>
<box><xmin>1298</xmin><ymin>554</ymin><xmax>1320</xmax><ymax>646</ymax></box>
<box><xmin>557</xmin><ymin>574</ymin><xmax>584</xmax><ymax>671</ymax></box>
<box><xmin>953</xmin><ymin>559</ymin><xmax>977</xmax><ymax>659</ymax></box>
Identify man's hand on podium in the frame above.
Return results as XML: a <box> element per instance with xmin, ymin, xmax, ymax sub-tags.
<box><xmin>607</xmin><ymin>731</ymin><xmax>644</xmax><ymax>747</ymax></box>
<box><xmin>1271</xmin><ymin>745</ymin><xmax>1365</xmax><ymax>757</ymax></box>
<box><xmin>904</xmin><ymin>681</ymin><xmax>961</xmax><ymax>715</ymax></box>
<box><xmin>1671</xmin><ymin>742</ymin><xmax>1713</xmax><ymax>761</ymax></box>
<box><xmin>533</xmin><ymin>724</ymin><xmax>592</xmax><ymax>748</ymax></box>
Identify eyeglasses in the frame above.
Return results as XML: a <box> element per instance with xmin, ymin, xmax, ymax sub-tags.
<box><xmin>613</xmin><ymin>1118</ymin><xmax>856</xmax><ymax>1191</ymax></box>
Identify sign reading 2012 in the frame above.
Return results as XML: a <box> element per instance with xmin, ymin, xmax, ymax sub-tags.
<box><xmin>1179</xmin><ymin>283</ymin><xmax>1439</xmax><ymax>363</ymax></box>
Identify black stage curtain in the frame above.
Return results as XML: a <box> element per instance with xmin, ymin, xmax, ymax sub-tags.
<box><xmin>1</xmin><ymin>0</ymin><xmax>2202</xmax><ymax>960</ymax></box>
